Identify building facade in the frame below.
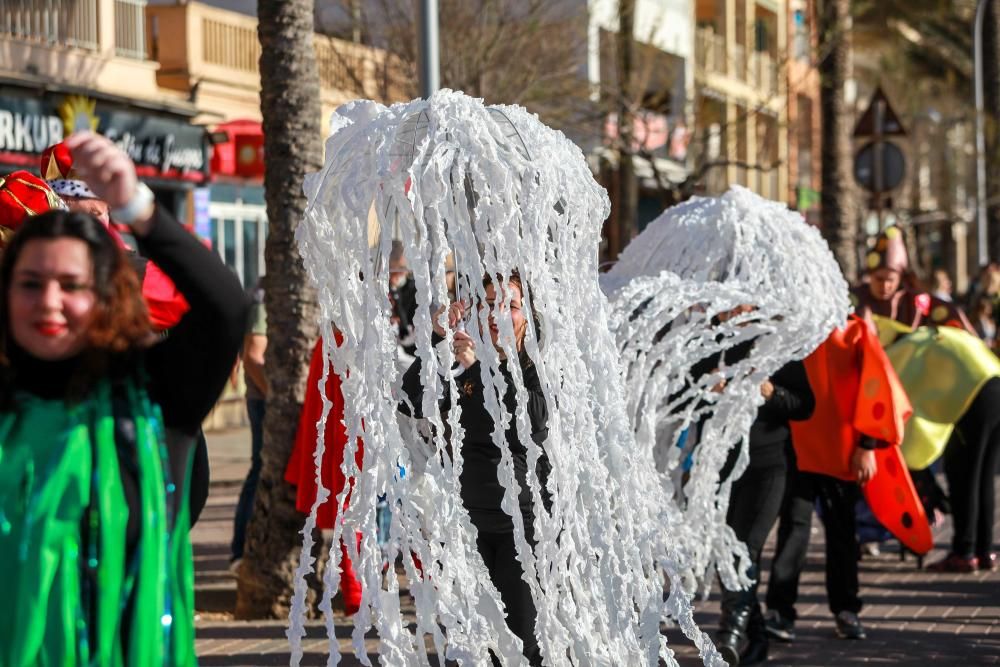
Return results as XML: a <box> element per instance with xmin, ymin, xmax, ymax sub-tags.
<box><xmin>693</xmin><ymin>0</ymin><xmax>789</xmax><ymax>204</ymax></box>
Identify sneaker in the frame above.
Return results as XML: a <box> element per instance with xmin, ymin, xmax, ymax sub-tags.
<box><xmin>228</xmin><ymin>557</ymin><xmax>243</xmax><ymax>576</ymax></box>
<box><xmin>926</xmin><ymin>553</ymin><xmax>978</xmax><ymax>573</ymax></box>
<box><xmin>860</xmin><ymin>541</ymin><xmax>881</xmax><ymax>558</ymax></box>
<box><xmin>763</xmin><ymin>609</ymin><xmax>795</xmax><ymax>642</ymax></box>
<box><xmin>977</xmin><ymin>552</ymin><xmax>998</xmax><ymax>572</ymax></box>
<box><xmin>835</xmin><ymin>611</ymin><xmax>866</xmax><ymax>640</ymax></box>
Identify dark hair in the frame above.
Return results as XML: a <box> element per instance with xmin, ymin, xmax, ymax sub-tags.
<box><xmin>481</xmin><ymin>271</ymin><xmax>542</xmax><ymax>350</ymax></box>
<box><xmin>0</xmin><ymin>209</ymin><xmax>151</xmax><ymax>370</ymax></box>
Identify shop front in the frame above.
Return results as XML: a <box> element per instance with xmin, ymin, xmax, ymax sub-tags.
<box><xmin>0</xmin><ymin>88</ymin><xmax>209</xmax><ymax>221</ymax></box>
<box><xmin>203</xmin><ymin>119</ymin><xmax>267</xmax><ymax>289</ymax></box>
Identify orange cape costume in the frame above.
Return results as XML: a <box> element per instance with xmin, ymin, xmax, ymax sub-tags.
<box><xmin>790</xmin><ymin>316</ymin><xmax>932</xmax><ymax>554</ymax></box>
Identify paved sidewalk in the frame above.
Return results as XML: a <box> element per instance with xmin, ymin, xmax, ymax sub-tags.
<box><xmin>196</xmin><ymin>428</ymin><xmax>1000</xmax><ymax>666</ymax></box>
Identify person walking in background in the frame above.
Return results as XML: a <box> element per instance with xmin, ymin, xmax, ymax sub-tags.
<box><xmin>231</xmin><ymin>281</ymin><xmax>267</xmax><ymax>569</ymax></box>
<box><xmin>931</xmin><ymin>268</ymin><xmax>954</xmax><ymax>302</ymax></box>
<box><xmin>971</xmin><ymin>296</ymin><xmax>997</xmax><ymax>350</ymax></box>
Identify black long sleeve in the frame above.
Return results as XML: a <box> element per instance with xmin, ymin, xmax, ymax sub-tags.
<box><xmin>139</xmin><ymin>207</ymin><xmax>249</xmax><ymax>435</ymax></box>
<box><xmin>757</xmin><ymin>360</ymin><xmax>815</xmax><ymax>423</ymax></box>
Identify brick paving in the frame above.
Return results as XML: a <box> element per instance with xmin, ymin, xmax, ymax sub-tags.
<box><xmin>196</xmin><ymin>428</ymin><xmax>1000</xmax><ymax>666</ymax></box>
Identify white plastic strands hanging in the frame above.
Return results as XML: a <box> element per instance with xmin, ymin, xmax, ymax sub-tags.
<box><xmin>601</xmin><ymin>187</ymin><xmax>851</xmax><ymax>594</ymax></box>
<box><xmin>292</xmin><ymin>90</ymin><xmax>727</xmax><ymax>666</ymax></box>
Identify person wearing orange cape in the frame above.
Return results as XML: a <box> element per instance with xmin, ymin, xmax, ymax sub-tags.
<box><xmin>763</xmin><ymin>314</ymin><xmax>923</xmax><ymax>644</ymax></box>
<box><xmin>852</xmin><ymin>227</ymin><xmax>999</xmax><ymax>572</ymax></box>
<box><xmin>284</xmin><ymin>334</ymin><xmax>365</xmax><ymax>615</ymax></box>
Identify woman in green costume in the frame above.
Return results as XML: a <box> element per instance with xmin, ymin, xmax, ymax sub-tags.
<box><xmin>0</xmin><ymin>132</ymin><xmax>248</xmax><ymax>665</ymax></box>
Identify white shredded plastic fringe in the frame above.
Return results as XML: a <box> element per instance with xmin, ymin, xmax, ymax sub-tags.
<box><xmin>601</xmin><ymin>187</ymin><xmax>851</xmax><ymax>596</ymax></box>
<box><xmin>290</xmin><ymin>90</ymin><xmax>733</xmax><ymax>666</ymax></box>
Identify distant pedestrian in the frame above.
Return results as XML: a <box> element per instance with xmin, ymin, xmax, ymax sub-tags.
<box><xmin>931</xmin><ymin>268</ymin><xmax>954</xmax><ymax>302</ymax></box>
<box><xmin>231</xmin><ymin>281</ymin><xmax>267</xmax><ymax>568</ymax></box>
<box><xmin>971</xmin><ymin>296</ymin><xmax>997</xmax><ymax>349</ymax></box>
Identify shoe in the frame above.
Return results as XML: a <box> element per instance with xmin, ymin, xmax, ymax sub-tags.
<box><xmin>716</xmin><ymin>600</ymin><xmax>752</xmax><ymax>666</ymax></box>
<box><xmin>976</xmin><ymin>552</ymin><xmax>998</xmax><ymax>572</ymax></box>
<box><xmin>926</xmin><ymin>553</ymin><xmax>978</xmax><ymax>573</ymax></box>
<box><xmin>834</xmin><ymin>611</ymin><xmax>866</xmax><ymax>640</ymax></box>
<box><xmin>860</xmin><ymin>541</ymin><xmax>881</xmax><ymax>558</ymax></box>
<box><xmin>740</xmin><ymin>605</ymin><xmax>769</xmax><ymax>665</ymax></box>
<box><xmin>763</xmin><ymin>609</ymin><xmax>795</xmax><ymax>642</ymax></box>
<box><xmin>228</xmin><ymin>557</ymin><xmax>243</xmax><ymax>576</ymax></box>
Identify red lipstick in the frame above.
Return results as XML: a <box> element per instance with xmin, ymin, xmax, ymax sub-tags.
<box><xmin>35</xmin><ymin>322</ymin><xmax>66</xmax><ymax>337</ymax></box>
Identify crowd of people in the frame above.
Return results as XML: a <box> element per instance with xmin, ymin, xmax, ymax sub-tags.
<box><xmin>0</xmin><ymin>131</ymin><xmax>996</xmax><ymax>667</ymax></box>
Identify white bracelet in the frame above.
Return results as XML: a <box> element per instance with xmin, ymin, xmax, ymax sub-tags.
<box><xmin>111</xmin><ymin>182</ymin><xmax>155</xmax><ymax>225</ymax></box>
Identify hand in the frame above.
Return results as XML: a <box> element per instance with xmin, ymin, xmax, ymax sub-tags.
<box><xmin>760</xmin><ymin>380</ymin><xmax>775</xmax><ymax>400</ymax></box>
<box><xmin>453</xmin><ymin>330</ymin><xmax>477</xmax><ymax>369</ymax></box>
<box><xmin>64</xmin><ymin>131</ymin><xmax>154</xmax><ymax>233</ymax></box>
<box><xmin>432</xmin><ymin>300</ymin><xmax>467</xmax><ymax>337</ymax></box>
<box><xmin>710</xmin><ymin>368</ymin><xmax>726</xmax><ymax>394</ymax></box>
<box><xmin>850</xmin><ymin>447</ymin><xmax>877</xmax><ymax>485</ymax></box>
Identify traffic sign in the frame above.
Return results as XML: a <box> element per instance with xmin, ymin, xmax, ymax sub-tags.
<box><xmin>854</xmin><ymin>87</ymin><xmax>907</xmax><ymax>138</ymax></box>
<box><xmin>854</xmin><ymin>140</ymin><xmax>906</xmax><ymax>192</ymax></box>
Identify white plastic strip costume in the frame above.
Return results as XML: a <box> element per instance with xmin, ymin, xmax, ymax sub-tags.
<box><xmin>601</xmin><ymin>187</ymin><xmax>851</xmax><ymax>594</ymax></box>
<box><xmin>291</xmin><ymin>90</ymin><xmax>730</xmax><ymax>665</ymax></box>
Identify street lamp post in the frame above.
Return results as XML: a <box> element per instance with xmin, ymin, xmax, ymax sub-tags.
<box><xmin>974</xmin><ymin>0</ymin><xmax>989</xmax><ymax>266</ymax></box>
<box><xmin>417</xmin><ymin>0</ymin><xmax>440</xmax><ymax>98</ymax></box>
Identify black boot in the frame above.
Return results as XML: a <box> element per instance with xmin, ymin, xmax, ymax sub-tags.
<box><xmin>716</xmin><ymin>589</ymin><xmax>752</xmax><ymax>666</ymax></box>
<box><xmin>740</xmin><ymin>604</ymin><xmax>769</xmax><ymax>665</ymax></box>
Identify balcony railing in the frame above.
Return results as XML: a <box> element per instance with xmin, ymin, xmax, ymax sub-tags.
<box><xmin>696</xmin><ymin>27</ymin><xmax>780</xmax><ymax>97</ymax></box>
<box><xmin>202</xmin><ymin>15</ymin><xmax>260</xmax><ymax>73</ymax></box>
<box><xmin>114</xmin><ymin>0</ymin><xmax>147</xmax><ymax>59</ymax></box>
<box><xmin>0</xmin><ymin>0</ymin><xmax>99</xmax><ymax>51</ymax></box>
<box><xmin>695</xmin><ymin>27</ymin><xmax>726</xmax><ymax>76</ymax></box>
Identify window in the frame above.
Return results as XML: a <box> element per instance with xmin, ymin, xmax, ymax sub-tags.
<box><xmin>209</xmin><ymin>184</ymin><xmax>267</xmax><ymax>288</ymax></box>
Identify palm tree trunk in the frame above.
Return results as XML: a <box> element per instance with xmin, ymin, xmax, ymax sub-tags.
<box><xmin>235</xmin><ymin>0</ymin><xmax>322</xmax><ymax>619</ymax></box>
<box><xmin>817</xmin><ymin>0</ymin><xmax>858</xmax><ymax>281</ymax></box>
<box><xmin>984</xmin><ymin>0</ymin><xmax>1000</xmax><ymax>263</ymax></box>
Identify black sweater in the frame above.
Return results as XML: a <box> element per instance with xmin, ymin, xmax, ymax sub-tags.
<box><xmin>400</xmin><ymin>341</ymin><xmax>551</xmax><ymax>533</ymax></box>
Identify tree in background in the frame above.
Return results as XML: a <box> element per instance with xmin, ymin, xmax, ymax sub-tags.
<box><xmin>817</xmin><ymin>0</ymin><xmax>859</xmax><ymax>281</ymax></box>
<box><xmin>235</xmin><ymin>0</ymin><xmax>323</xmax><ymax>619</ymax></box>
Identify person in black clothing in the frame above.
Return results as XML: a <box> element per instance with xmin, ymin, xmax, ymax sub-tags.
<box><xmin>399</xmin><ymin>273</ymin><xmax>549</xmax><ymax>666</ymax></box>
<box><xmin>715</xmin><ymin>359</ymin><xmax>815</xmax><ymax>666</ymax></box>
<box><xmin>930</xmin><ymin>377</ymin><xmax>1000</xmax><ymax>572</ymax></box>
<box><xmin>764</xmin><ymin>440</ymin><xmax>878</xmax><ymax>643</ymax></box>
<box><xmin>0</xmin><ymin>131</ymin><xmax>247</xmax><ymax>662</ymax></box>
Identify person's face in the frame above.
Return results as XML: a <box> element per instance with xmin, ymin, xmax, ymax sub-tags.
<box><xmin>480</xmin><ymin>282</ymin><xmax>526</xmax><ymax>350</ymax></box>
<box><xmin>717</xmin><ymin>303</ymin><xmax>756</xmax><ymax>324</ymax></box>
<box><xmin>9</xmin><ymin>238</ymin><xmax>97</xmax><ymax>361</ymax></box>
<box><xmin>389</xmin><ymin>258</ymin><xmax>408</xmax><ymax>288</ymax></box>
<box><xmin>868</xmin><ymin>268</ymin><xmax>902</xmax><ymax>301</ymax></box>
<box><xmin>64</xmin><ymin>196</ymin><xmax>110</xmax><ymax>225</ymax></box>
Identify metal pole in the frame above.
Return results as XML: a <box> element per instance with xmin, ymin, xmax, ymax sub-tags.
<box><xmin>975</xmin><ymin>0</ymin><xmax>989</xmax><ymax>266</ymax></box>
<box><xmin>417</xmin><ymin>0</ymin><xmax>440</xmax><ymax>98</ymax></box>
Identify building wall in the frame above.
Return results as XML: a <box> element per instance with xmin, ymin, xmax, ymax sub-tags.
<box><xmin>785</xmin><ymin>0</ymin><xmax>821</xmax><ymax>219</ymax></box>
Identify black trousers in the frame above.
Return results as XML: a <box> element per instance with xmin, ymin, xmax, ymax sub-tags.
<box><xmin>722</xmin><ymin>461</ymin><xmax>787</xmax><ymax>612</ymax></box>
<box><xmin>476</xmin><ymin>529</ymin><xmax>542</xmax><ymax>666</ymax></box>
<box><xmin>945</xmin><ymin>378</ymin><xmax>1000</xmax><ymax>557</ymax></box>
<box><xmin>766</xmin><ymin>469</ymin><xmax>862</xmax><ymax>619</ymax></box>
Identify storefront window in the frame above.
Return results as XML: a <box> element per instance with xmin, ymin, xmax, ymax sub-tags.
<box><xmin>223</xmin><ymin>218</ymin><xmax>237</xmax><ymax>269</ymax></box>
<box><xmin>243</xmin><ymin>217</ymin><xmax>259</xmax><ymax>289</ymax></box>
<box><xmin>208</xmin><ymin>185</ymin><xmax>267</xmax><ymax>289</ymax></box>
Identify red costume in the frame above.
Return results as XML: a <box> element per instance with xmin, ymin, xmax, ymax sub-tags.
<box><xmin>284</xmin><ymin>336</ymin><xmax>364</xmax><ymax>613</ymax></box>
<box><xmin>790</xmin><ymin>316</ymin><xmax>932</xmax><ymax>554</ymax></box>
<box><xmin>0</xmin><ymin>171</ymin><xmax>65</xmax><ymax>246</ymax></box>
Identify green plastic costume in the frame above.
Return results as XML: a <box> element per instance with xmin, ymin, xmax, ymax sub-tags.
<box><xmin>875</xmin><ymin>316</ymin><xmax>1000</xmax><ymax>470</ymax></box>
<box><xmin>0</xmin><ymin>378</ymin><xmax>196</xmax><ymax>666</ymax></box>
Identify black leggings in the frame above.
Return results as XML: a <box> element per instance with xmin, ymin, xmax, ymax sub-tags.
<box><xmin>476</xmin><ymin>529</ymin><xmax>542</xmax><ymax>666</ymax></box>
<box><xmin>721</xmin><ymin>460</ymin><xmax>787</xmax><ymax>626</ymax></box>
<box><xmin>944</xmin><ymin>377</ymin><xmax>1000</xmax><ymax>557</ymax></box>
